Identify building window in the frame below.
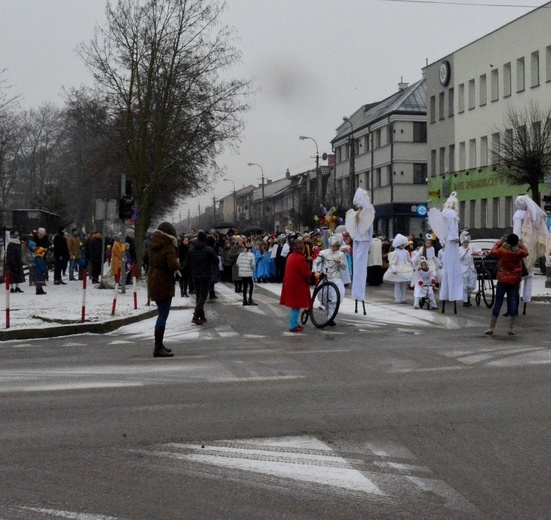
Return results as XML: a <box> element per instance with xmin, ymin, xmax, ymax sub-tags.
<box><xmin>375</xmin><ymin>168</ymin><xmax>382</xmax><ymax>187</ymax></box>
<box><xmin>449</xmin><ymin>144</ymin><xmax>455</xmax><ymax>172</ymax></box>
<box><xmin>336</xmin><ymin>147</ymin><xmax>342</xmax><ymax>163</ymax></box>
<box><xmin>374</xmin><ymin>128</ymin><xmax>381</xmax><ymax>148</ymax></box>
<box><xmin>480</xmin><ymin>136</ymin><xmax>488</xmax><ymax>167</ymax></box>
<box><xmin>531</xmin><ymin>50</ymin><xmax>540</xmax><ymax>87</ymax></box>
<box><xmin>430</xmin><ymin>150</ymin><xmax>436</xmax><ymax>177</ymax></box>
<box><xmin>505</xmin><ymin>196</ymin><xmax>513</xmax><ymax>223</ymax></box>
<box><xmin>469</xmin><ymin>139</ymin><xmax>477</xmax><ymax>169</ymax></box>
<box><xmin>386</xmin><ymin>165</ymin><xmax>392</xmax><ymax>186</ymax></box>
<box><xmin>546</xmin><ymin>46</ymin><xmax>551</xmax><ymax>83</ymax></box>
<box><xmin>468</xmin><ymin>79</ymin><xmax>475</xmax><ymax>110</ymax></box>
<box><xmin>448</xmin><ymin>87</ymin><xmax>455</xmax><ymax>117</ymax></box>
<box><xmin>387</xmin><ymin>125</ymin><xmax>393</xmax><ymax>145</ymax></box>
<box><xmin>439</xmin><ymin>92</ymin><xmax>445</xmax><ymax>120</ymax></box>
<box><xmin>469</xmin><ymin>200</ymin><xmax>476</xmax><ymax>229</ymax></box>
<box><xmin>479</xmin><ymin>74</ymin><xmax>487</xmax><ymax>105</ymax></box>
<box><xmin>460</xmin><ymin>201</ymin><xmax>466</xmax><ymax>223</ymax></box>
<box><xmin>363</xmin><ymin>134</ymin><xmax>370</xmax><ymax>152</ymax></box>
<box><xmin>458</xmin><ymin>83</ymin><xmax>465</xmax><ymax>113</ymax></box>
<box><xmin>503</xmin><ymin>63</ymin><xmax>511</xmax><ymax>97</ymax></box>
<box><xmin>413</xmin><ymin>163</ymin><xmax>427</xmax><ymax>184</ymax></box>
<box><xmin>492</xmin><ymin>198</ymin><xmax>500</xmax><ymax>228</ymax></box>
<box><xmin>491</xmin><ymin>132</ymin><xmax>501</xmax><ymax>164</ymax></box>
<box><xmin>439</xmin><ymin>147</ymin><xmax>446</xmax><ymax>175</ymax></box>
<box><xmin>481</xmin><ymin>198</ymin><xmax>488</xmax><ymax>228</ymax></box>
<box><xmin>429</xmin><ymin>96</ymin><xmax>436</xmax><ymax>123</ymax></box>
<box><xmin>413</xmin><ymin>122</ymin><xmax>427</xmax><ymax>143</ymax></box>
<box><xmin>459</xmin><ymin>142</ymin><xmax>466</xmax><ymax>170</ymax></box>
<box><xmin>491</xmin><ymin>68</ymin><xmax>499</xmax><ymax>101</ymax></box>
<box><xmin>354</xmin><ymin>138</ymin><xmax>360</xmax><ymax>156</ymax></box>
<box><xmin>517</xmin><ymin>57</ymin><xmax>525</xmax><ymax>92</ymax></box>
<box><xmin>344</xmin><ymin>144</ymin><xmax>349</xmax><ymax>160</ymax></box>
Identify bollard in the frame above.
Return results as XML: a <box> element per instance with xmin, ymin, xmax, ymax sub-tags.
<box><xmin>81</xmin><ymin>269</ymin><xmax>88</xmax><ymax>323</ymax></box>
<box><xmin>111</xmin><ymin>268</ymin><xmax>121</xmax><ymax>315</ymax></box>
<box><xmin>5</xmin><ymin>272</ymin><xmax>10</xmax><ymax>329</ymax></box>
<box><xmin>132</xmin><ymin>264</ymin><xmax>138</xmax><ymax>310</ymax></box>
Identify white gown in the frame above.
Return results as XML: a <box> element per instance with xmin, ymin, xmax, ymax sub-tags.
<box><xmin>439</xmin><ymin>209</ymin><xmax>464</xmax><ymax>301</ymax></box>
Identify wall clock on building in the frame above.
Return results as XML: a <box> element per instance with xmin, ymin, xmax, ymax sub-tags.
<box><xmin>439</xmin><ymin>60</ymin><xmax>451</xmax><ymax>86</ymax></box>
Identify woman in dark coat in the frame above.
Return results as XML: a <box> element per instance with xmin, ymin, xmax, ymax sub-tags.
<box><xmin>279</xmin><ymin>240</ymin><xmax>312</xmax><ymax>332</ymax></box>
<box><xmin>6</xmin><ymin>231</ymin><xmax>25</xmax><ymax>293</ymax></box>
<box><xmin>144</xmin><ymin>222</ymin><xmax>180</xmax><ymax>357</ymax></box>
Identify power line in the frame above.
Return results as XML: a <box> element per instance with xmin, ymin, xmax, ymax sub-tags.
<box><xmin>380</xmin><ymin>0</ymin><xmax>544</xmax><ymax>7</ymax></box>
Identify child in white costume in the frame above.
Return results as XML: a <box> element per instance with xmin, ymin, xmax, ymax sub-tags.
<box><xmin>412</xmin><ymin>234</ymin><xmax>440</xmax><ymax>273</ymax></box>
<box><xmin>412</xmin><ymin>259</ymin><xmax>438</xmax><ymax>310</ymax></box>
<box><xmin>383</xmin><ymin>233</ymin><xmax>413</xmax><ymax>303</ymax></box>
<box><xmin>458</xmin><ymin>231</ymin><xmax>477</xmax><ymax>307</ymax></box>
<box><xmin>313</xmin><ymin>235</ymin><xmax>347</xmax><ymax>324</ymax></box>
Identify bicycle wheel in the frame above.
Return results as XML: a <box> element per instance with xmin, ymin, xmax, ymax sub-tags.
<box><xmin>481</xmin><ymin>269</ymin><xmax>495</xmax><ymax>308</ymax></box>
<box><xmin>300</xmin><ymin>309</ymin><xmax>309</xmax><ymax>325</ymax></box>
<box><xmin>309</xmin><ymin>280</ymin><xmax>341</xmax><ymax>328</ymax></box>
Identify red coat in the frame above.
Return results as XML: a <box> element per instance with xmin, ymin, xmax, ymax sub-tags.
<box><xmin>279</xmin><ymin>252</ymin><xmax>312</xmax><ymax>309</ymax></box>
<box><xmin>490</xmin><ymin>241</ymin><xmax>528</xmax><ymax>285</ymax></box>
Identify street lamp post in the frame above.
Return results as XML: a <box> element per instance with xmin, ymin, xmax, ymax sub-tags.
<box><xmin>299</xmin><ymin>135</ymin><xmax>320</xmax><ymax>202</ymax></box>
<box><xmin>247</xmin><ymin>162</ymin><xmax>265</xmax><ymax>230</ymax></box>
<box><xmin>224</xmin><ymin>178</ymin><xmax>237</xmax><ymax>226</ymax></box>
<box><xmin>343</xmin><ymin>116</ymin><xmax>356</xmax><ymax>205</ymax></box>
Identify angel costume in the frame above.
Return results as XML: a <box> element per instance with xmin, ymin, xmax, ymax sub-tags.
<box><xmin>412</xmin><ymin>261</ymin><xmax>438</xmax><ymax>309</ymax></box>
<box><xmin>383</xmin><ymin>234</ymin><xmax>414</xmax><ymax>303</ymax></box>
<box><xmin>345</xmin><ymin>188</ymin><xmax>374</xmax><ymax>301</ymax></box>
<box><xmin>458</xmin><ymin>232</ymin><xmax>477</xmax><ymax>305</ymax></box>
<box><xmin>411</xmin><ymin>235</ymin><xmax>440</xmax><ymax>273</ymax></box>
<box><xmin>428</xmin><ymin>192</ymin><xmax>464</xmax><ymax>302</ymax></box>
<box><xmin>512</xmin><ymin>195</ymin><xmax>550</xmax><ymax>304</ymax></box>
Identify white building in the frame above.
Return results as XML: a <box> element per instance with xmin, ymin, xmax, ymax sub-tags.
<box><xmin>331</xmin><ymin>80</ymin><xmax>428</xmax><ymax>239</ymax></box>
<box><xmin>425</xmin><ymin>1</ymin><xmax>551</xmax><ymax>237</ymax></box>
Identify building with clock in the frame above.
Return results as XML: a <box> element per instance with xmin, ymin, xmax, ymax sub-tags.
<box><xmin>424</xmin><ymin>1</ymin><xmax>551</xmax><ymax>237</ymax></box>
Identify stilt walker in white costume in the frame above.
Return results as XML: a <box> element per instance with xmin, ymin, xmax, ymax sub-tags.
<box><xmin>428</xmin><ymin>191</ymin><xmax>464</xmax><ymax>314</ymax></box>
<box><xmin>345</xmin><ymin>188</ymin><xmax>375</xmax><ymax>314</ymax></box>
<box><xmin>512</xmin><ymin>195</ymin><xmax>551</xmax><ymax>314</ymax></box>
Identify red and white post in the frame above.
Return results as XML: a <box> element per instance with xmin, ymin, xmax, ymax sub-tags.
<box><xmin>111</xmin><ymin>268</ymin><xmax>121</xmax><ymax>315</ymax></box>
<box><xmin>81</xmin><ymin>269</ymin><xmax>87</xmax><ymax>323</ymax></box>
<box><xmin>5</xmin><ymin>272</ymin><xmax>10</xmax><ymax>329</ymax></box>
<box><xmin>132</xmin><ymin>264</ymin><xmax>138</xmax><ymax>310</ymax></box>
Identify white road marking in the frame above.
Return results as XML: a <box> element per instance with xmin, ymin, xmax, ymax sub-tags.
<box><xmin>107</xmin><ymin>340</ymin><xmax>133</xmax><ymax>345</ymax></box>
<box><xmin>62</xmin><ymin>342</ymin><xmax>88</xmax><ymax>347</ymax></box>
<box><xmin>16</xmin><ymin>506</ymin><xmax>124</xmax><ymax>519</ymax></box>
<box><xmin>207</xmin><ymin>375</ymin><xmax>305</xmax><ymax>383</ymax></box>
<box><xmin>389</xmin><ymin>366</ymin><xmax>468</xmax><ymax>373</ymax></box>
<box><xmin>243</xmin><ymin>334</ymin><xmax>267</xmax><ymax>339</ymax></box>
<box><xmin>7</xmin><ymin>382</ymin><xmax>144</xmax><ymax>393</ymax></box>
<box><xmin>288</xmin><ymin>349</ymin><xmax>351</xmax><ymax>354</ymax></box>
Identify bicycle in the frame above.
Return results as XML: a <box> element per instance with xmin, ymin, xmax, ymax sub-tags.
<box><xmin>300</xmin><ymin>274</ymin><xmax>341</xmax><ymax>328</ymax></box>
<box><xmin>474</xmin><ymin>257</ymin><xmax>495</xmax><ymax>308</ymax></box>
<box><xmin>418</xmin><ymin>283</ymin><xmax>437</xmax><ymax>310</ymax></box>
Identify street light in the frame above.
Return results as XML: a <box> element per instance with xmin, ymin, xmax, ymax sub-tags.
<box><xmin>247</xmin><ymin>162</ymin><xmax>265</xmax><ymax>230</ymax></box>
<box><xmin>299</xmin><ymin>135</ymin><xmax>321</xmax><ymax>201</ymax></box>
<box><xmin>223</xmin><ymin>178</ymin><xmax>237</xmax><ymax>225</ymax></box>
<box><xmin>343</xmin><ymin>116</ymin><xmax>356</xmax><ymax>205</ymax></box>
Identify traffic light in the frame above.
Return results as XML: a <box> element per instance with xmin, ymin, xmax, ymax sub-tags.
<box><xmin>119</xmin><ymin>197</ymin><xmax>134</xmax><ymax>220</ymax></box>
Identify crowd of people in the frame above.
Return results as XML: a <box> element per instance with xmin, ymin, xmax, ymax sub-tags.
<box><xmin>4</xmin><ymin>190</ymin><xmax>547</xmax><ymax>355</ymax></box>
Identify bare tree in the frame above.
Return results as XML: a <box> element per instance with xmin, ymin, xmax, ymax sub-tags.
<box><xmin>492</xmin><ymin>101</ymin><xmax>551</xmax><ymax>205</ymax></box>
<box><xmin>74</xmin><ymin>0</ymin><xmax>250</xmax><ymax>265</ymax></box>
<box><xmin>0</xmin><ymin>111</ymin><xmax>23</xmax><ymax>225</ymax></box>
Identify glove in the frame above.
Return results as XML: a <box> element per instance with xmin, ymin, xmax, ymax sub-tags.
<box><xmin>418</xmin><ymin>281</ymin><xmax>423</xmax><ymax>286</ymax></box>
<box><xmin>500</xmin><ymin>234</ymin><xmax>508</xmax><ymax>243</ymax></box>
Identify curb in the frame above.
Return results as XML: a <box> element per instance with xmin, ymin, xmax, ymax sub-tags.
<box><xmin>0</xmin><ymin>308</ymin><xmax>159</xmax><ymax>341</ymax></box>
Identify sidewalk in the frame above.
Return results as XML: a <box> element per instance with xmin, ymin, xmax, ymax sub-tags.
<box><xmin>1</xmin><ymin>273</ymin><xmax>550</xmax><ymax>341</ymax></box>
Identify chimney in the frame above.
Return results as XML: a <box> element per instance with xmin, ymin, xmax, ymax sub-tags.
<box><xmin>285</xmin><ymin>168</ymin><xmax>290</xmax><ymax>178</ymax></box>
<box><xmin>398</xmin><ymin>76</ymin><xmax>409</xmax><ymax>91</ymax></box>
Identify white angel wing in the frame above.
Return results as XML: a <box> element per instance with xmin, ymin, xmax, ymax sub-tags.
<box><xmin>428</xmin><ymin>207</ymin><xmax>446</xmax><ymax>242</ymax></box>
<box><xmin>521</xmin><ymin>209</ymin><xmax>551</xmax><ymax>270</ymax></box>
<box><xmin>357</xmin><ymin>205</ymin><xmax>375</xmax><ymax>237</ymax></box>
<box><xmin>345</xmin><ymin>209</ymin><xmax>357</xmax><ymax>240</ymax></box>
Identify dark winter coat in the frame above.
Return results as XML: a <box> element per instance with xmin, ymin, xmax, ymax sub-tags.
<box><xmin>491</xmin><ymin>241</ymin><xmax>528</xmax><ymax>285</ymax></box>
<box><xmin>279</xmin><ymin>252</ymin><xmax>312</xmax><ymax>309</ymax></box>
<box><xmin>185</xmin><ymin>240</ymin><xmax>218</xmax><ymax>280</ymax></box>
<box><xmin>145</xmin><ymin>229</ymin><xmax>180</xmax><ymax>301</ymax></box>
<box><xmin>87</xmin><ymin>237</ymin><xmax>103</xmax><ymax>265</ymax></box>
<box><xmin>53</xmin><ymin>232</ymin><xmax>70</xmax><ymax>262</ymax></box>
<box><xmin>6</xmin><ymin>241</ymin><xmax>25</xmax><ymax>284</ymax></box>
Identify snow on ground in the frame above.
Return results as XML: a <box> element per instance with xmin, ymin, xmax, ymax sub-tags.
<box><xmin>2</xmin><ymin>270</ymin><xmax>550</xmax><ymax>332</ymax></box>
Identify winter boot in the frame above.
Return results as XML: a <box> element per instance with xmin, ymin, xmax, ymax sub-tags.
<box><xmin>153</xmin><ymin>327</ymin><xmax>173</xmax><ymax>357</ymax></box>
<box><xmin>508</xmin><ymin>316</ymin><xmax>516</xmax><ymax>336</ymax></box>
<box><xmin>485</xmin><ymin>315</ymin><xmax>497</xmax><ymax>335</ymax></box>
<box><xmin>248</xmin><ymin>298</ymin><xmax>258</xmax><ymax>306</ymax></box>
<box><xmin>36</xmin><ymin>285</ymin><xmax>46</xmax><ymax>295</ymax></box>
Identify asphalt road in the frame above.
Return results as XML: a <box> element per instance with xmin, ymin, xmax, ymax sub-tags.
<box><xmin>0</xmin><ymin>283</ymin><xmax>550</xmax><ymax>520</ymax></box>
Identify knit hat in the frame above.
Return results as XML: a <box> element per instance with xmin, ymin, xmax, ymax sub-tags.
<box><xmin>196</xmin><ymin>230</ymin><xmax>208</xmax><ymax>242</ymax></box>
<box><xmin>28</xmin><ymin>240</ymin><xmax>37</xmax><ymax>250</ymax></box>
<box><xmin>507</xmin><ymin>233</ymin><xmax>519</xmax><ymax>246</ymax></box>
<box><xmin>156</xmin><ymin>222</ymin><xmax>177</xmax><ymax>238</ymax></box>
<box><xmin>10</xmin><ymin>230</ymin><xmax>19</xmax><ymax>239</ymax></box>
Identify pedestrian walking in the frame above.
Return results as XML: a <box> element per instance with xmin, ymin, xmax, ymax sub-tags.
<box><xmin>485</xmin><ymin>233</ymin><xmax>528</xmax><ymax>336</ymax></box>
<box><xmin>279</xmin><ymin>240</ymin><xmax>312</xmax><ymax>332</ymax></box>
<box><xmin>237</xmin><ymin>241</ymin><xmax>257</xmax><ymax>306</ymax></box>
<box><xmin>185</xmin><ymin>231</ymin><xmax>219</xmax><ymax>325</ymax></box>
<box><xmin>145</xmin><ymin>222</ymin><xmax>180</xmax><ymax>357</ymax></box>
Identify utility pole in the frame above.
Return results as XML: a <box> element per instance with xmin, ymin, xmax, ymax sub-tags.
<box><xmin>343</xmin><ymin>117</ymin><xmax>356</xmax><ymax>205</ymax></box>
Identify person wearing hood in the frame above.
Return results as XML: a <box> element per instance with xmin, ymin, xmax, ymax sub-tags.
<box><xmin>458</xmin><ymin>231</ymin><xmax>477</xmax><ymax>307</ymax></box>
<box><xmin>144</xmin><ymin>222</ymin><xmax>180</xmax><ymax>357</ymax></box>
<box><xmin>6</xmin><ymin>231</ymin><xmax>25</xmax><ymax>293</ymax></box>
<box><xmin>185</xmin><ymin>230</ymin><xmax>219</xmax><ymax>325</ymax></box>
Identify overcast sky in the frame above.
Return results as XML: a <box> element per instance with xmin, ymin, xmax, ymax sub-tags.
<box><xmin>0</xmin><ymin>0</ymin><xmax>544</xmax><ymax>222</ymax></box>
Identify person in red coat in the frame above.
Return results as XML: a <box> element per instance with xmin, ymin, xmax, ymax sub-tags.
<box><xmin>280</xmin><ymin>240</ymin><xmax>312</xmax><ymax>332</ymax></box>
<box><xmin>485</xmin><ymin>233</ymin><xmax>528</xmax><ymax>336</ymax></box>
